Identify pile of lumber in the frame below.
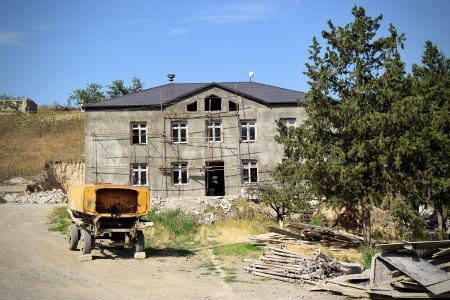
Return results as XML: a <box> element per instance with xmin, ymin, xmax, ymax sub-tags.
<box><xmin>312</xmin><ymin>240</ymin><xmax>450</xmax><ymax>299</ymax></box>
<box><xmin>249</xmin><ymin>223</ymin><xmax>365</xmax><ymax>248</ymax></box>
<box><xmin>286</xmin><ymin>223</ymin><xmax>365</xmax><ymax>247</ymax></box>
<box><xmin>244</xmin><ymin>246</ymin><xmax>363</xmax><ymax>284</ymax></box>
<box><xmin>248</xmin><ymin>232</ymin><xmax>301</xmax><ymax>246</ymax></box>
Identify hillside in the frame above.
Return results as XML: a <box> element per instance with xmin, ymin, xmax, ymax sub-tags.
<box><xmin>0</xmin><ymin>107</ymin><xmax>85</xmax><ymax>181</ymax></box>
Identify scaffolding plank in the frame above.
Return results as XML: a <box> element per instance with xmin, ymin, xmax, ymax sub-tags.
<box><xmin>379</xmin><ymin>252</ymin><xmax>450</xmax><ymax>295</ymax></box>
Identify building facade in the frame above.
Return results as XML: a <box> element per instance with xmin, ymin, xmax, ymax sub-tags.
<box><xmin>83</xmin><ymin>81</ymin><xmax>307</xmax><ymax>198</ymax></box>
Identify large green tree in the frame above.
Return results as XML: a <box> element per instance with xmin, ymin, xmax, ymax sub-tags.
<box><xmin>276</xmin><ymin>6</ymin><xmax>406</xmax><ymax>244</ymax></box>
<box><xmin>106</xmin><ymin>77</ymin><xmax>144</xmax><ymax>97</ymax></box>
<box><xmin>68</xmin><ymin>83</ymin><xmax>105</xmax><ymax>108</ymax></box>
<box><xmin>406</xmin><ymin>41</ymin><xmax>450</xmax><ymax>233</ymax></box>
<box><xmin>68</xmin><ymin>77</ymin><xmax>144</xmax><ymax>108</ymax></box>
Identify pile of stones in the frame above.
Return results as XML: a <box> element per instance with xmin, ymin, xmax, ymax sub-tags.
<box><xmin>3</xmin><ymin>189</ymin><xmax>67</xmax><ymax>204</ymax></box>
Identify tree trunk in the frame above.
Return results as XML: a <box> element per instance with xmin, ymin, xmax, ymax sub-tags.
<box><xmin>436</xmin><ymin>203</ymin><xmax>444</xmax><ymax>233</ymax></box>
<box><xmin>361</xmin><ymin>198</ymin><xmax>371</xmax><ymax>245</ymax></box>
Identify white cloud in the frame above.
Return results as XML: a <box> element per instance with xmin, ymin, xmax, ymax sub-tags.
<box><xmin>110</xmin><ymin>18</ymin><xmax>156</xmax><ymax>29</ymax></box>
<box><xmin>36</xmin><ymin>23</ymin><xmax>60</xmax><ymax>31</ymax></box>
<box><xmin>0</xmin><ymin>31</ymin><xmax>24</xmax><ymax>45</ymax></box>
<box><xmin>167</xmin><ymin>28</ymin><xmax>188</xmax><ymax>38</ymax></box>
<box><xmin>194</xmin><ymin>2</ymin><xmax>275</xmax><ymax>24</ymax></box>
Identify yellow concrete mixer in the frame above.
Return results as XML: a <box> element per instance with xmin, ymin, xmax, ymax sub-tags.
<box><xmin>66</xmin><ymin>183</ymin><xmax>153</xmax><ymax>259</ymax></box>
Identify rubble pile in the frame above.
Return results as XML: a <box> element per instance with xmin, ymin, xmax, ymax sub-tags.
<box><xmin>4</xmin><ymin>189</ymin><xmax>67</xmax><ymax>204</ymax></box>
<box><xmin>152</xmin><ymin>196</ymin><xmax>233</xmax><ymax>224</ymax></box>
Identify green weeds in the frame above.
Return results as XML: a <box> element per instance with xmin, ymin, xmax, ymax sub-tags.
<box><xmin>48</xmin><ymin>206</ymin><xmax>72</xmax><ymax>233</ymax></box>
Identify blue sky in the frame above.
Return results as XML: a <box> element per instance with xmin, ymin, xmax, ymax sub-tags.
<box><xmin>1</xmin><ymin>0</ymin><xmax>449</xmax><ymax>106</ymax></box>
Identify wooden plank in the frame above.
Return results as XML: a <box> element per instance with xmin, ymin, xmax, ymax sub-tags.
<box><xmin>393</xmin><ymin>281</ymin><xmax>427</xmax><ymax>291</ymax></box>
<box><xmin>326</xmin><ymin>278</ymin><xmax>368</xmax><ymax>290</ymax></box>
<box><xmin>391</xmin><ymin>290</ymin><xmax>450</xmax><ymax>299</ymax></box>
<box><xmin>435</xmin><ymin>261</ymin><xmax>450</xmax><ymax>269</ymax></box>
<box><xmin>375</xmin><ymin>242</ymin><xmax>406</xmax><ymax>252</ymax></box>
<box><xmin>432</xmin><ymin>247</ymin><xmax>450</xmax><ymax>258</ymax></box>
<box><xmin>315</xmin><ymin>282</ymin><xmax>370</xmax><ymax>298</ymax></box>
<box><xmin>379</xmin><ymin>252</ymin><xmax>450</xmax><ymax>295</ymax></box>
<box><xmin>406</xmin><ymin>240</ymin><xmax>450</xmax><ymax>250</ymax></box>
<box><xmin>268</xmin><ymin>226</ymin><xmax>305</xmax><ymax>240</ymax></box>
<box><xmin>332</xmin><ymin>273</ymin><xmax>371</xmax><ymax>282</ymax></box>
<box><xmin>370</xmin><ymin>254</ymin><xmax>398</xmax><ymax>287</ymax></box>
<box><xmin>427</xmin><ymin>254</ymin><xmax>450</xmax><ymax>266</ymax></box>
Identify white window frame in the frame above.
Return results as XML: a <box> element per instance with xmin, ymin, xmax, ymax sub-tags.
<box><xmin>240</xmin><ymin>120</ymin><xmax>257</xmax><ymax>142</ymax></box>
<box><xmin>242</xmin><ymin>161</ymin><xmax>258</xmax><ymax>184</ymax></box>
<box><xmin>131</xmin><ymin>123</ymin><xmax>147</xmax><ymax>145</ymax></box>
<box><xmin>172</xmin><ymin>162</ymin><xmax>188</xmax><ymax>185</ymax></box>
<box><xmin>280</xmin><ymin>118</ymin><xmax>297</xmax><ymax>139</ymax></box>
<box><xmin>281</xmin><ymin>118</ymin><xmax>296</xmax><ymax>128</ymax></box>
<box><xmin>131</xmin><ymin>163</ymin><xmax>148</xmax><ymax>186</ymax></box>
<box><xmin>172</xmin><ymin>121</ymin><xmax>188</xmax><ymax>144</ymax></box>
<box><xmin>206</xmin><ymin>120</ymin><xmax>222</xmax><ymax>143</ymax></box>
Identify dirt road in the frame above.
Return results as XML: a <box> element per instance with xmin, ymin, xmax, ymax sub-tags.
<box><xmin>0</xmin><ymin>203</ymin><xmax>341</xmax><ymax>300</ymax></box>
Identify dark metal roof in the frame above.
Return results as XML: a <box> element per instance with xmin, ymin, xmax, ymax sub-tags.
<box><xmin>83</xmin><ymin>82</ymin><xmax>306</xmax><ymax>110</ymax></box>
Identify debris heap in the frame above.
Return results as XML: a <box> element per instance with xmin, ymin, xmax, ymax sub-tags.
<box><xmin>312</xmin><ymin>240</ymin><xmax>450</xmax><ymax>299</ymax></box>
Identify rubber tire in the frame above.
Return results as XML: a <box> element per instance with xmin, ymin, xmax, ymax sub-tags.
<box><xmin>112</xmin><ymin>232</ymin><xmax>126</xmax><ymax>250</ymax></box>
<box><xmin>80</xmin><ymin>229</ymin><xmax>92</xmax><ymax>255</ymax></box>
<box><xmin>67</xmin><ymin>224</ymin><xmax>79</xmax><ymax>250</ymax></box>
<box><xmin>134</xmin><ymin>230</ymin><xmax>144</xmax><ymax>254</ymax></box>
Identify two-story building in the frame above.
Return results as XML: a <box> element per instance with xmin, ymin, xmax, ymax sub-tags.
<box><xmin>83</xmin><ymin>80</ymin><xmax>307</xmax><ymax>198</ymax></box>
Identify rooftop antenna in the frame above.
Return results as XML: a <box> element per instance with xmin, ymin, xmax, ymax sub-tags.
<box><xmin>249</xmin><ymin>71</ymin><xmax>254</xmax><ymax>82</ymax></box>
<box><xmin>167</xmin><ymin>73</ymin><xmax>175</xmax><ymax>83</ymax></box>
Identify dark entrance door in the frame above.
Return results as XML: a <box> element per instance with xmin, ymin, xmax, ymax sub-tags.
<box><xmin>205</xmin><ymin>161</ymin><xmax>225</xmax><ymax>196</ymax></box>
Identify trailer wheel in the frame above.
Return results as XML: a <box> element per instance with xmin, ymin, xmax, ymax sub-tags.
<box><xmin>133</xmin><ymin>230</ymin><xmax>144</xmax><ymax>254</ymax></box>
<box><xmin>67</xmin><ymin>224</ymin><xmax>79</xmax><ymax>250</ymax></box>
<box><xmin>112</xmin><ymin>232</ymin><xmax>125</xmax><ymax>250</ymax></box>
<box><xmin>80</xmin><ymin>229</ymin><xmax>92</xmax><ymax>255</ymax></box>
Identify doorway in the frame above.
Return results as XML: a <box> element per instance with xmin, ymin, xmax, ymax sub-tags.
<box><xmin>205</xmin><ymin>161</ymin><xmax>225</xmax><ymax>196</ymax></box>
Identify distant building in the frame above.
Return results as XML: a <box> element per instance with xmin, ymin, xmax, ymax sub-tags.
<box><xmin>82</xmin><ymin>81</ymin><xmax>307</xmax><ymax>198</ymax></box>
<box><xmin>0</xmin><ymin>98</ymin><xmax>38</xmax><ymax>113</ymax></box>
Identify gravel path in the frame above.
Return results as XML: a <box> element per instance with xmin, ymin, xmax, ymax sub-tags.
<box><xmin>0</xmin><ymin>203</ymin><xmax>342</xmax><ymax>300</ymax></box>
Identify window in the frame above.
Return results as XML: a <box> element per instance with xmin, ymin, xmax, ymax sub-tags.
<box><xmin>131</xmin><ymin>164</ymin><xmax>148</xmax><ymax>186</ymax></box>
<box><xmin>240</xmin><ymin>120</ymin><xmax>256</xmax><ymax>142</ymax></box>
<box><xmin>206</xmin><ymin>121</ymin><xmax>222</xmax><ymax>143</ymax></box>
<box><xmin>172</xmin><ymin>163</ymin><xmax>188</xmax><ymax>185</ymax></box>
<box><xmin>242</xmin><ymin>161</ymin><xmax>258</xmax><ymax>183</ymax></box>
<box><xmin>280</xmin><ymin>118</ymin><xmax>296</xmax><ymax>138</ymax></box>
<box><xmin>172</xmin><ymin>122</ymin><xmax>187</xmax><ymax>144</ymax></box>
<box><xmin>131</xmin><ymin>123</ymin><xmax>147</xmax><ymax>144</ymax></box>
<box><xmin>229</xmin><ymin>101</ymin><xmax>239</xmax><ymax>111</ymax></box>
<box><xmin>187</xmin><ymin>101</ymin><xmax>197</xmax><ymax>112</ymax></box>
<box><xmin>205</xmin><ymin>96</ymin><xmax>221</xmax><ymax>111</ymax></box>
<box><xmin>281</xmin><ymin>118</ymin><xmax>296</xmax><ymax>128</ymax></box>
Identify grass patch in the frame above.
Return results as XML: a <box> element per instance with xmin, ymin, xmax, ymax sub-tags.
<box><xmin>224</xmin><ymin>275</ymin><xmax>239</xmax><ymax>283</ymax></box>
<box><xmin>48</xmin><ymin>206</ymin><xmax>72</xmax><ymax>233</ymax></box>
<box><xmin>213</xmin><ymin>243</ymin><xmax>261</xmax><ymax>259</ymax></box>
<box><xmin>201</xmin><ymin>260</ymin><xmax>217</xmax><ymax>271</ymax></box>
<box><xmin>143</xmin><ymin>209</ymin><xmax>200</xmax><ymax>249</ymax></box>
<box><xmin>360</xmin><ymin>245</ymin><xmax>378</xmax><ymax>269</ymax></box>
<box><xmin>0</xmin><ymin>108</ymin><xmax>84</xmax><ymax>179</ymax></box>
<box><xmin>222</xmin><ymin>267</ymin><xmax>241</xmax><ymax>283</ymax></box>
